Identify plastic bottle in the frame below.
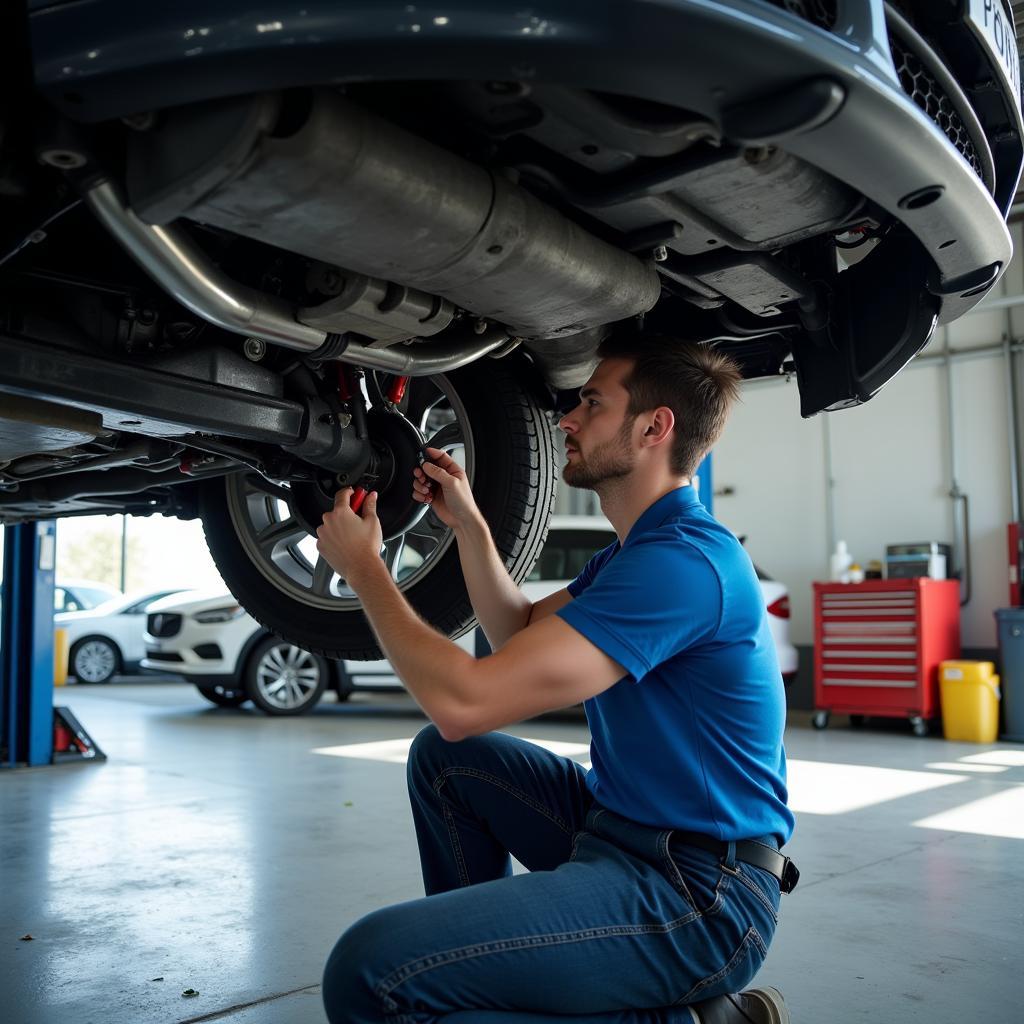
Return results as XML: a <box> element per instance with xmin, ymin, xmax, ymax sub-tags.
<box><xmin>849</xmin><ymin>563</ymin><xmax>865</xmax><ymax>584</ymax></box>
<box><xmin>830</xmin><ymin>540</ymin><xmax>853</xmax><ymax>583</ymax></box>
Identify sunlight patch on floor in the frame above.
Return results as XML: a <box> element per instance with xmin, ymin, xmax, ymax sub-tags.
<box><xmin>312</xmin><ymin>736</ymin><xmax>591</xmax><ymax>763</ymax></box>
<box><xmin>925</xmin><ymin>761</ymin><xmax>1008</xmax><ymax>773</ymax></box>
<box><xmin>785</xmin><ymin>759</ymin><xmax>965</xmax><ymax>814</ymax></box>
<box><xmin>914</xmin><ymin>785</ymin><xmax>1024</xmax><ymax>840</ymax></box>
<box><xmin>956</xmin><ymin>750</ymin><xmax>1024</xmax><ymax>767</ymax></box>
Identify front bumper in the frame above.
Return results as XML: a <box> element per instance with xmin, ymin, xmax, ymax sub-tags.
<box><xmin>142</xmin><ymin>625</ymin><xmax>240</xmax><ymax>678</ymax></box>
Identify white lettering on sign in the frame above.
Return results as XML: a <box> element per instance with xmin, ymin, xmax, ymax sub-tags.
<box><xmin>970</xmin><ymin>0</ymin><xmax>1022</xmax><ymax>119</ymax></box>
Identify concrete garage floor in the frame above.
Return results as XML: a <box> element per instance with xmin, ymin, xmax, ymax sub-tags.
<box><xmin>2</xmin><ymin>682</ymin><xmax>1022</xmax><ymax>1024</ymax></box>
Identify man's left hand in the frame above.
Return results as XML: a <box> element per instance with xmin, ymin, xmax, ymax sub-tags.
<box><xmin>315</xmin><ymin>488</ymin><xmax>384</xmax><ymax>586</ymax></box>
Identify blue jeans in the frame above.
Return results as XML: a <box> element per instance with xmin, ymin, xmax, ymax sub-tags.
<box><xmin>323</xmin><ymin>726</ymin><xmax>781</xmax><ymax>1023</ymax></box>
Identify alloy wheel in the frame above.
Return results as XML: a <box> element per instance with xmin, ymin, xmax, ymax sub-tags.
<box><xmin>74</xmin><ymin>640</ymin><xmax>117</xmax><ymax>683</ymax></box>
<box><xmin>255</xmin><ymin>643</ymin><xmax>324</xmax><ymax>711</ymax></box>
<box><xmin>226</xmin><ymin>370</ymin><xmax>475</xmax><ymax>611</ymax></box>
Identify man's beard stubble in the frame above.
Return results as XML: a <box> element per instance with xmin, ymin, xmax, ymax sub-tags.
<box><xmin>561</xmin><ymin>418</ymin><xmax>636</xmax><ymax>491</ymax></box>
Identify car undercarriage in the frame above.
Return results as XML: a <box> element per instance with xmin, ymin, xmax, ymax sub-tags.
<box><xmin>1</xmin><ymin>0</ymin><xmax>1021</xmax><ymax>654</ymax></box>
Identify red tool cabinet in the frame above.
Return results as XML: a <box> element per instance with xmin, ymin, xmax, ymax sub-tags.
<box><xmin>812</xmin><ymin>579</ymin><xmax>961</xmax><ymax>734</ymax></box>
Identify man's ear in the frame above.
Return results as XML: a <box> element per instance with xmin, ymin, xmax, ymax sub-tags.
<box><xmin>641</xmin><ymin>407</ymin><xmax>675</xmax><ymax>446</ymax></box>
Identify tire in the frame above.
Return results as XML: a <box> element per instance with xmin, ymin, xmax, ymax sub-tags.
<box><xmin>70</xmin><ymin>636</ymin><xmax>121</xmax><ymax>684</ymax></box>
<box><xmin>335</xmin><ymin>663</ymin><xmax>355</xmax><ymax>703</ymax></box>
<box><xmin>811</xmin><ymin>710</ymin><xmax>830</xmax><ymax>730</ymax></box>
<box><xmin>199</xmin><ymin>356</ymin><xmax>557</xmax><ymax>657</ymax></box>
<box><xmin>196</xmin><ymin>684</ymin><xmax>249</xmax><ymax>708</ymax></box>
<box><xmin>244</xmin><ymin>636</ymin><xmax>328</xmax><ymax>716</ymax></box>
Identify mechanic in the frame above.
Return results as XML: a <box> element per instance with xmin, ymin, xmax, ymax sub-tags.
<box><xmin>316</xmin><ymin>333</ymin><xmax>797</xmax><ymax>1024</ymax></box>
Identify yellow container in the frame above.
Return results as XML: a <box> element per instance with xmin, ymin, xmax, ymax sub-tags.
<box><xmin>53</xmin><ymin>627</ymin><xmax>68</xmax><ymax>686</ymax></box>
<box><xmin>939</xmin><ymin>660</ymin><xmax>1000</xmax><ymax>743</ymax></box>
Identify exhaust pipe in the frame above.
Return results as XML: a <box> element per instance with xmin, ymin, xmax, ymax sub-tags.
<box><xmin>84</xmin><ymin>179</ymin><xmax>511</xmax><ymax>374</ymax></box>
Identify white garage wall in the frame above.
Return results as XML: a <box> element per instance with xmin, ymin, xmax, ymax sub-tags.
<box><xmin>714</xmin><ymin>220</ymin><xmax>1024</xmax><ymax>649</ymax></box>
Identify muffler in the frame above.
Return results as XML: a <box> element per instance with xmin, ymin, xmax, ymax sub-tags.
<box><xmin>126</xmin><ymin>90</ymin><xmax>661</xmax><ymax>340</ymax></box>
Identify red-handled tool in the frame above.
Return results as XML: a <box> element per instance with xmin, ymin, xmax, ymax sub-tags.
<box><xmin>387</xmin><ymin>375</ymin><xmax>410</xmax><ymax>405</ymax></box>
<box><xmin>350</xmin><ymin>486</ymin><xmax>368</xmax><ymax>512</ymax></box>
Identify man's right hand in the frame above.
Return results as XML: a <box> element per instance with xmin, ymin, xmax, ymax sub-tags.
<box><xmin>412</xmin><ymin>447</ymin><xmax>479</xmax><ymax>530</ymax></box>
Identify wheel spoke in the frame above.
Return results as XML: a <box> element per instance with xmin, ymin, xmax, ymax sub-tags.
<box><xmin>383</xmin><ymin>534</ymin><xmax>406</xmax><ymax>576</ymax></box>
<box><xmin>406</xmin><ymin>509</ymin><xmax>447</xmax><ymax>542</ymax></box>
<box><xmin>425</xmin><ymin>419</ymin><xmax>464</xmax><ymax>452</ymax></box>
<box><xmin>311</xmin><ymin>556</ymin><xmax>334</xmax><ymax>597</ymax></box>
<box><xmin>266</xmin><ymin>648</ymin><xmax>287</xmax><ymax>673</ymax></box>
<box><xmin>406</xmin><ymin>383</ymin><xmax>446</xmax><ymax>433</ymax></box>
<box><xmin>255</xmin><ymin>517</ymin><xmax>306</xmax><ymax>554</ymax></box>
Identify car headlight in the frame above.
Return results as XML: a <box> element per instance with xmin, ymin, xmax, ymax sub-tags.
<box><xmin>192</xmin><ymin>604</ymin><xmax>246</xmax><ymax>624</ymax></box>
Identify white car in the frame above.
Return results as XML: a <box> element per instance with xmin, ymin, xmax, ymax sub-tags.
<box><xmin>54</xmin><ymin>579</ymin><xmax>122</xmax><ymax>614</ymax></box>
<box><xmin>58</xmin><ymin>588</ymin><xmax>194</xmax><ymax>684</ymax></box>
<box><xmin>142</xmin><ymin>515</ymin><xmax>797</xmax><ymax>714</ymax></box>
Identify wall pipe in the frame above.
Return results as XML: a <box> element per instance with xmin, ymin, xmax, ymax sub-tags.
<box><xmin>1004</xmin><ymin>328</ymin><xmax>1022</xmax><ymax>525</ymax></box>
<box><xmin>942</xmin><ymin>324</ymin><xmax>971</xmax><ymax>607</ymax></box>
<box><xmin>822</xmin><ymin>412</ymin><xmax>837</xmax><ymax>574</ymax></box>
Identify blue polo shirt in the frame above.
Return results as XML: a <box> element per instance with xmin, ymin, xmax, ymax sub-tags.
<box><xmin>556</xmin><ymin>486</ymin><xmax>794</xmax><ymax>844</ymax></box>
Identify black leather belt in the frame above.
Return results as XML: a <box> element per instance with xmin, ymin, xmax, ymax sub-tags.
<box><xmin>670</xmin><ymin>831</ymin><xmax>800</xmax><ymax>894</ymax></box>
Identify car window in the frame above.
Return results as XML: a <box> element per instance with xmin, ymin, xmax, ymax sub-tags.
<box><xmin>527</xmin><ymin>530</ymin><xmax>614</xmax><ymax>582</ymax></box>
<box><xmin>54</xmin><ymin>587</ymin><xmax>83</xmax><ymax>612</ymax></box>
<box><xmin>75</xmin><ymin>586</ymin><xmax>118</xmax><ymax>608</ymax></box>
<box><xmin>121</xmin><ymin>591</ymin><xmax>180</xmax><ymax>615</ymax></box>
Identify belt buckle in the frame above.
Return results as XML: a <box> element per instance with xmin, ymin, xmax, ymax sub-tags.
<box><xmin>780</xmin><ymin>857</ymin><xmax>800</xmax><ymax>894</ymax></box>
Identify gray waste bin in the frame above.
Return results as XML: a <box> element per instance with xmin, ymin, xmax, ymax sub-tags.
<box><xmin>996</xmin><ymin>608</ymin><xmax>1024</xmax><ymax>742</ymax></box>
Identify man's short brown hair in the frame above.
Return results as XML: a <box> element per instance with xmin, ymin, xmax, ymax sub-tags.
<box><xmin>596</xmin><ymin>333</ymin><xmax>742</xmax><ymax>477</ymax></box>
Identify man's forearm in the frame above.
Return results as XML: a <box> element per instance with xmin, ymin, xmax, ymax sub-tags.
<box><xmin>352</xmin><ymin>559</ymin><xmax>475</xmax><ymax>737</ymax></box>
<box><xmin>452</xmin><ymin>512</ymin><xmax>532</xmax><ymax>650</ymax></box>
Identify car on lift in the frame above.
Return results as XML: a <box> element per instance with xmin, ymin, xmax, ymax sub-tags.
<box><xmin>57</xmin><ymin>587</ymin><xmax>193</xmax><ymax>683</ymax></box>
<box><xmin>141</xmin><ymin>516</ymin><xmax>799</xmax><ymax>714</ymax></box>
<box><xmin>0</xmin><ymin>1</ymin><xmax>1021</xmax><ymax>660</ymax></box>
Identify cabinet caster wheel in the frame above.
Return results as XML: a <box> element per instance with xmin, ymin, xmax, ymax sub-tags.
<box><xmin>910</xmin><ymin>717</ymin><xmax>929</xmax><ymax>737</ymax></box>
<box><xmin>812</xmin><ymin>710</ymin><xmax>830</xmax><ymax>730</ymax></box>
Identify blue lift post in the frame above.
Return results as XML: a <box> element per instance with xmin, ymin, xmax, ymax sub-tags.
<box><xmin>1</xmin><ymin>522</ymin><xmax>56</xmax><ymax>768</ymax></box>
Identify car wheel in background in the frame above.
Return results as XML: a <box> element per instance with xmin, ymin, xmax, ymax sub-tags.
<box><xmin>196</xmin><ymin>685</ymin><xmax>249</xmax><ymax>708</ymax></box>
<box><xmin>244</xmin><ymin>636</ymin><xmax>328</xmax><ymax>716</ymax></box>
<box><xmin>70</xmin><ymin>637</ymin><xmax>120</xmax><ymax>684</ymax></box>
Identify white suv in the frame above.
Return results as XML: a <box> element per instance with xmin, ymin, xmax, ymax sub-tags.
<box><xmin>142</xmin><ymin>515</ymin><xmax>797</xmax><ymax>714</ymax></box>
